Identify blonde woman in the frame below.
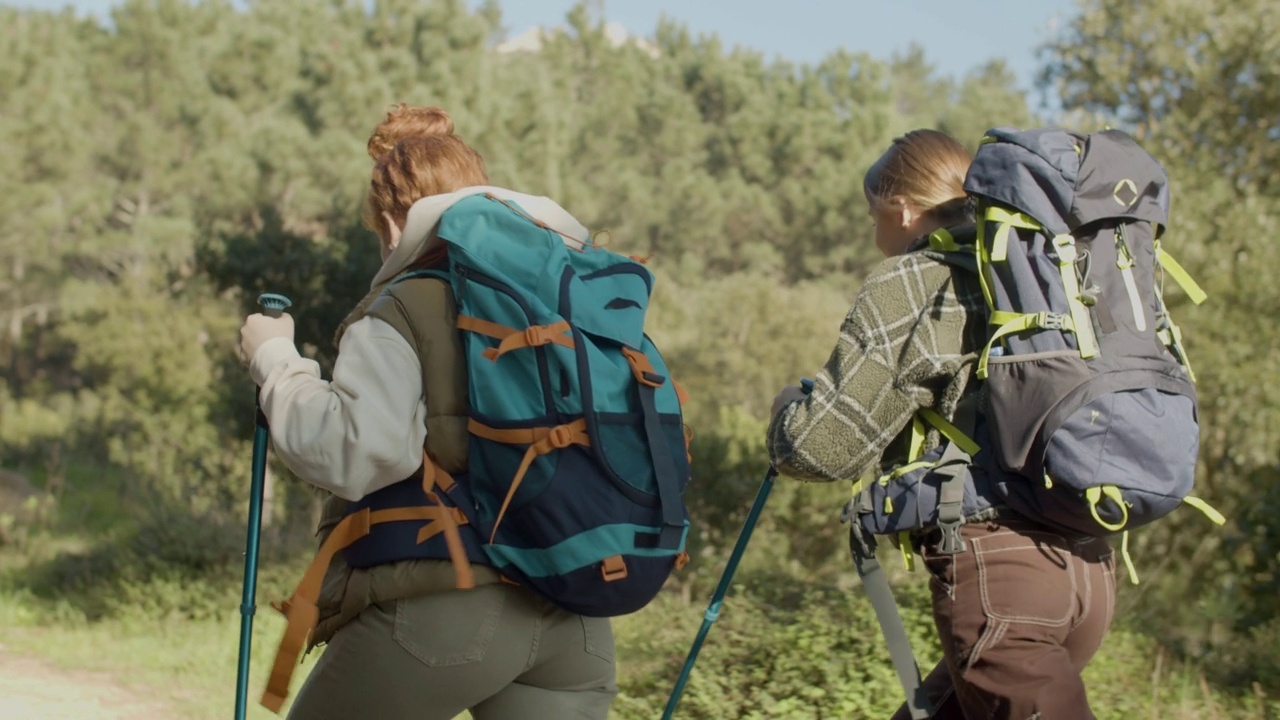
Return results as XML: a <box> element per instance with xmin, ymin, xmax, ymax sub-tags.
<box><xmin>768</xmin><ymin>130</ymin><xmax>1116</xmax><ymax>719</ymax></box>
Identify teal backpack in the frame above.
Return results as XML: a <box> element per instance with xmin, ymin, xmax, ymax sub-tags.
<box><xmin>343</xmin><ymin>192</ymin><xmax>693</xmax><ymax>616</ymax></box>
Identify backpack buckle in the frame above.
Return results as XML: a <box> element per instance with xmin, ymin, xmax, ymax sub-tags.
<box><xmin>935</xmin><ymin>518</ymin><xmax>967</xmax><ymax>555</ymax></box>
<box><xmin>1052</xmin><ymin>234</ymin><xmax>1078</xmax><ymax>263</ymax></box>
<box><xmin>848</xmin><ymin>523</ymin><xmax>877</xmax><ymax>560</ymax></box>
<box><xmin>548</xmin><ymin>425</ymin><xmax>576</xmax><ymax>449</ymax></box>
<box><xmin>601</xmin><ymin>555</ymin><xmax>629</xmax><ymax>582</ymax></box>
<box><xmin>522</xmin><ymin>326</ymin><xmax>544</xmax><ymax>345</ymax></box>
<box><xmin>1039</xmin><ymin>312</ymin><xmax>1068</xmax><ymax>330</ymax></box>
<box><xmin>621</xmin><ymin>347</ymin><xmax>666</xmax><ymax>388</ymax></box>
<box><xmin>840</xmin><ymin>497</ymin><xmax>859</xmax><ymax>524</ymax></box>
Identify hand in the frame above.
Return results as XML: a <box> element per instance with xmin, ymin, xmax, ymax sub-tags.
<box><xmin>770</xmin><ymin>385</ymin><xmax>808</xmax><ymax>418</ymax></box>
<box><xmin>239</xmin><ymin>312</ymin><xmax>295</xmax><ymax>366</ymax></box>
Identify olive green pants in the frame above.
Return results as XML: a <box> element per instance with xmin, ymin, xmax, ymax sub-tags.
<box><xmin>285</xmin><ymin>584</ymin><xmax>618</xmax><ymax>719</ymax></box>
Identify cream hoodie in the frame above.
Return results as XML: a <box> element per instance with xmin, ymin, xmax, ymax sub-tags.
<box><xmin>249</xmin><ymin>186</ymin><xmax>591</xmax><ymax>501</ymax></box>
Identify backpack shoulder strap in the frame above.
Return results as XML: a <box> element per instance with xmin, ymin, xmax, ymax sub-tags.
<box><xmin>922</xmin><ymin>226</ymin><xmax>978</xmax><ymax>273</ymax></box>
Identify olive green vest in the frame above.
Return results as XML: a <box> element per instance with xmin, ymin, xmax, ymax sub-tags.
<box><xmin>310</xmin><ymin>277</ymin><xmax>501</xmax><ymax>648</ymax></box>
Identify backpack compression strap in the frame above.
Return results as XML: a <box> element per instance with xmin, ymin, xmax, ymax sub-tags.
<box><xmin>622</xmin><ymin>346</ymin><xmax>687</xmax><ymax>549</ymax></box>
<box><xmin>456</xmin><ymin>315</ymin><xmax>576</xmax><ymax>361</ymax></box>
<box><xmin>1153</xmin><ymin>240</ymin><xmax>1208</xmax><ymax>382</ymax></box>
<box><xmin>970</xmin><ymin>207</ymin><xmax>1101</xmax><ymax>380</ymax></box>
<box><xmin>468</xmin><ymin>418</ymin><xmax>592</xmax><ymax>543</ymax></box>
<box><xmin>260</xmin><ymin>456</ymin><xmax>474</xmax><ymax>714</ymax></box>
<box><xmin>465</xmin><ymin>349</ymin><xmax>686</xmax><ymax>553</ymax></box>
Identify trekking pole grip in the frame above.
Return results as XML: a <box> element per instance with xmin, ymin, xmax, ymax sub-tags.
<box><xmin>252</xmin><ymin>292</ymin><xmax>291</xmax><ymax>420</ymax></box>
<box><xmin>258</xmin><ymin>292</ymin><xmax>292</xmax><ymax>318</ymax></box>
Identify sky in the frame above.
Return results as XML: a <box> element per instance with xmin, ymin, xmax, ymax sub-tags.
<box><xmin>8</xmin><ymin>0</ymin><xmax>1077</xmax><ymax>109</ymax></box>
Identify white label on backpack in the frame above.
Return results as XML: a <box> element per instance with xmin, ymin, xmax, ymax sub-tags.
<box><xmin>1116</xmin><ymin>228</ymin><xmax>1147</xmax><ymax>332</ymax></box>
<box><xmin>1120</xmin><ymin>263</ymin><xmax>1147</xmax><ymax>332</ymax></box>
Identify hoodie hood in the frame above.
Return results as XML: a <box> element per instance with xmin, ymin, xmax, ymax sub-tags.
<box><xmin>371</xmin><ymin>185</ymin><xmax>591</xmax><ymax>289</ymax></box>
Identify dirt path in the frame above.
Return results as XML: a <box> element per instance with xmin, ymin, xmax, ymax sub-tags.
<box><xmin>0</xmin><ymin>646</ymin><xmax>174</xmax><ymax>720</ymax></box>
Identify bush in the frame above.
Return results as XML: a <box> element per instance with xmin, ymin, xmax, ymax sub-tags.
<box><xmin>11</xmin><ymin>503</ymin><xmax>306</xmax><ymax>623</ymax></box>
<box><xmin>1206</xmin><ymin>616</ymin><xmax>1280</xmax><ymax>698</ymax></box>
<box><xmin>614</xmin><ymin>570</ymin><xmax>941</xmax><ymax>719</ymax></box>
<box><xmin>613</xmin><ymin>568</ymin><xmax>1276</xmax><ymax>719</ymax></box>
<box><xmin>1084</xmin><ymin>625</ymin><xmax>1280</xmax><ymax>720</ymax></box>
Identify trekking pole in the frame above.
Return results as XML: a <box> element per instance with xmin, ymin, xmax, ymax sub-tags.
<box><xmin>236</xmin><ymin>292</ymin><xmax>292</xmax><ymax>720</ymax></box>
<box><xmin>660</xmin><ymin>378</ymin><xmax>813</xmax><ymax>720</ymax></box>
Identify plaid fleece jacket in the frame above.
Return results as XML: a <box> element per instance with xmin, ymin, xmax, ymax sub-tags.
<box><xmin>768</xmin><ymin>240</ymin><xmax>989</xmax><ymax>482</ymax></box>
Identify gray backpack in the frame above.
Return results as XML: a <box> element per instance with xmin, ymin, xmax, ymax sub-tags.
<box><xmin>851</xmin><ymin>127</ymin><xmax>1225</xmax><ymax>573</ymax></box>
<box><xmin>962</xmin><ymin>127</ymin><xmax>1222</xmax><ymax>543</ymax></box>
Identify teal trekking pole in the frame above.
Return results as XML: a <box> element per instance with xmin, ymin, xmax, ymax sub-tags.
<box><xmin>661</xmin><ymin>378</ymin><xmax>813</xmax><ymax>720</ymax></box>
<box><xmin>236</xmin><ymin>292</ymin><xmax>292</xmax><ymax>720</ymax></box>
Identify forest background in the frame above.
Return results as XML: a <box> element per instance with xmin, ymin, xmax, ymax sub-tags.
<box><xmin>2</xmin><ymin>0</ymin><xmax>1278</xmax><ymax>717</ymax></box>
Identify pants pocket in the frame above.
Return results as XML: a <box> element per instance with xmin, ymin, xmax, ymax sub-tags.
<box><xmin>922</xmin><ymin>550</ymin><xmax>957</xmax><ymax>602</ymax></box>
<box><xmin>1099</xmin><ymin>551</ymin><xmax>1117</xmax><ymax>634</ymax></box>
<box><xmin>580</xmin><ymin>615</ymin><xmax>616</xmax><ymax>664</ymax></box>
<box><xmin>972</xmin><ymin>529</ymin><xmax>1077</xmax><ymax>627</ymax></box>
<box><xmin>392</xmin><ymin>586</ymin><xmax>507</xmax><ymax>667</ymax></box>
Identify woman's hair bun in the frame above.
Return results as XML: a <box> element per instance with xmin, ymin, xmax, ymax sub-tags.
<box><xmin>367</xmin><ymin>104</ymin><xmax>456</xmax><ymax>162</ymax></box>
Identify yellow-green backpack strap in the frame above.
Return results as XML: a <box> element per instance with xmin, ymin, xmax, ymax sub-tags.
<box><xmin>918</xmin><ymin>408</ymin><xmax>980</xmax><ymax>455</ymax></box>
<box><xmin>1155</xmin><ymin>245</ymin><xmax>1207</xmax><ymax>305</ymax></box>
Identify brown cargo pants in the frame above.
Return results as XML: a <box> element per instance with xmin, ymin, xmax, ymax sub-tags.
<box><xmin>284</xmin><ymin>583</ymin><xmax>618</xmax><ymax>719</ymax></box>
<box><xmin>891</xmin><ymin>516</ymin><xmax>1117</xmax><ymax>720</ymax></box>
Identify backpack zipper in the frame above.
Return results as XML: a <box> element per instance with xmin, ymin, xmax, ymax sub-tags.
<box><xmin>1115</xmin><ymin>225</ymin><xmax>1148</xmax><ymax>332</ymax></box>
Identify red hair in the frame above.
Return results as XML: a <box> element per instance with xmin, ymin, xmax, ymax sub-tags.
<box><xmin>366</xmin><ymin>104</ymin><xmax>458</xmax><ymax>163</ymax></box>
<box><xmin>363</xmin><ymin>106</ymin><xmax>488</xmax><ymax>267</ymax></box>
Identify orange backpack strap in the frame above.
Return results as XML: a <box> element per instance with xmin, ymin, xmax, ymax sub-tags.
<box><xmin>456</xmin><ymin>315</ymin><xmax>575</xmax><ymax>361</ymax></box>
<box><xmin>261</xmin><ymin>508</ymin><xmax>371</xmax><ymax>713</ymax></box>
<box><xmin>468</xmin><ymin>419</ymin><xmax>590</xmax><ymax>542</ymax></box>
<box><xmin>420</xmin><ymin>458</ymin><xmax>475</xmax><ymax>589</ymax></box>
<box><xmin>260</xmin><ymin>456</ymin><xmax>474</xmax><ymax>714</ymax></box>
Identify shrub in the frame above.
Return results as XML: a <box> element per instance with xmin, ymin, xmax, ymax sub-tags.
<box><xmin>614</xmin><ymin>570</ymin><xmax>940</xmax><ymax>719</ymax></box>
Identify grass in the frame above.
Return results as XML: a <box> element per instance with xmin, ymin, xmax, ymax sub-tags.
<box><xmin>2</xmin><ymin>559</ymin><xmax>1276</xmax><ymax>720</ymax></box>
<box><xmin>0</xmin><ymin>593</ymin><xmax>317</xmax><ymax>719</ymax></box>
<box><xmin>2</xmin><ymin>458</ymin><xmax>1276</xmax><ymax>719</ymax></box>
<box><xmin>0</xmin><ymin>459</ymin><xmax>319</xmax><ymax>719</ymax></box>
